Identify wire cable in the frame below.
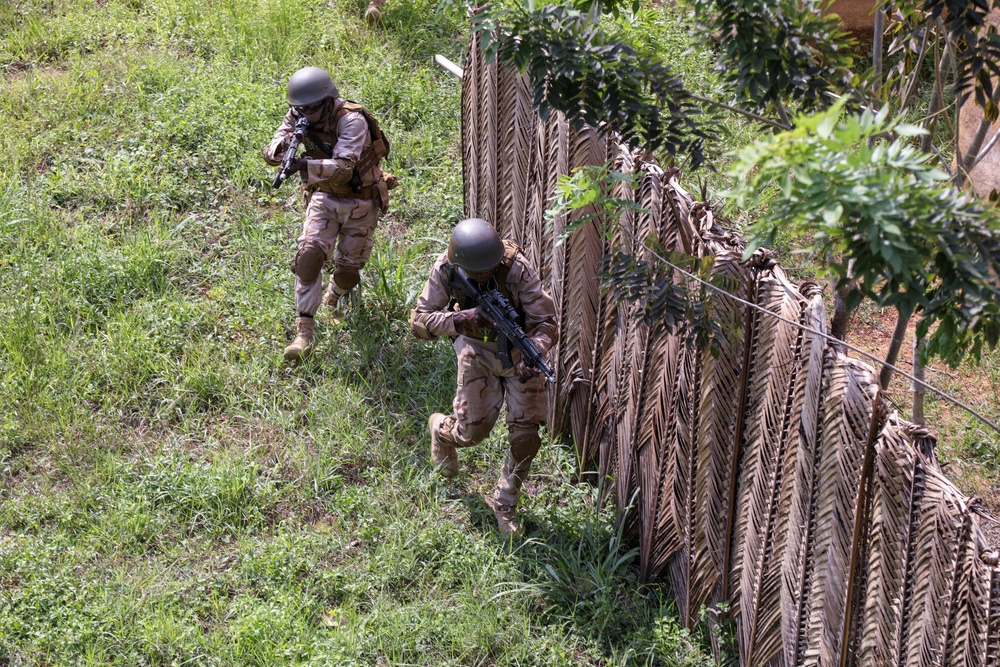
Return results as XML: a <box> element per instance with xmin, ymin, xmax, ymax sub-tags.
<box><xmin>618</xmin><ymin>225</ymin><xmax>1000</xmax><ymax>437</ymax></box>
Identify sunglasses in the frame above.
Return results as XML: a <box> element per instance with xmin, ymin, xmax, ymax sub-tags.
<box><xmin>294</xmin><ymin>102</ymin><xmax>323</xmax><ymax>114</ymax></box>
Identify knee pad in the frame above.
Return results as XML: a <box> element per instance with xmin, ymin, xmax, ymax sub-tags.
<box><xmin>333</xmin><ymin>266</ymin><xmax>361</xmax><ymax>291</ymax></box>
<box><xmin>508</xmin><ymin>427</ymin><xmax>542</xmax><ymax>461</ymax></box>
<box><xmin>293</xmin><ymin>241</ymin><xmax>325</xmax><ymax>283</ymax></box>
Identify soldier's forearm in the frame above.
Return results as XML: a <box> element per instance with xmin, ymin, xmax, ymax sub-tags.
<box><xmin>302</xmin><ymin>158</ymin><xmax>355</xmax><ymax>185</ymax></box>
<box><xmin>409</xmin><ymin>311</ymin><xmax>459</xmax><ymax>339</ymax></box>
<box><xmin>263</xmin><ymin>130</ymin><xmax>293</xmax><ymax>165</ymax></box>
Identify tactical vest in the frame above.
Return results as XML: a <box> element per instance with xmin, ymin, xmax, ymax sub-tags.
<box><xmin>300</xmin><ymin>100</ymin><xmax>393</xmax><ymax>210</ymax></box>
<box><xmin>448</xmin><ymin>240</ymin><xmax>524</xmax><ymax>340</ymax></box>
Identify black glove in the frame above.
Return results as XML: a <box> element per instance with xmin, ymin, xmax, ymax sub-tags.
<box><xmin>285</xmin><ymin>157</ymin><xmax>308</xmax><ymax>176</ymax></box>
<box><xmin>515</xmin><ymin>359</ymin><xmax>541</xmax><ymax>382</ymax></box>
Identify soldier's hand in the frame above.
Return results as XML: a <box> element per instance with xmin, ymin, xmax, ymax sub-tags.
<box><xmin>515</xmin><ymin>360</ymin><xmax>541</xmax><ymax>382</ymax></box>
<box><xmin>286</xmin><ymin>157</ymin><xmax>309</xmax><ymax>175</ymax></box>
<box><xmin>453</xmin><ymin>307</ymin><xmax>493</xmax><ymax>329</ymax></box>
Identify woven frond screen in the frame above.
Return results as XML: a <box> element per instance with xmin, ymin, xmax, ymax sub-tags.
<box><xmin>460</xmin><ymin>36</ymin><xmax>1000</xmax><ymax>666</ymax></box>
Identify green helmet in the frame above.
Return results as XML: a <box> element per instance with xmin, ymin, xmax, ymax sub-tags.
<box><xmin>287</xmin><ymin>67</ymin><xmax>339</xmax><ymax>107</ymax></box>
<box><xmin>448</xmin><ymin>218</ymin><xmax>504</xmax><ymax>272</ymax></box>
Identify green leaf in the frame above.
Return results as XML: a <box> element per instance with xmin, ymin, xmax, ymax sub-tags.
<box><xmin>822</xmin><ymin>203</ymin><xmax>843</xmax><ymax>225</ymax></box>
<box><xmin>894</xmin><ymin>123</ymin><xmax>927</xmax><ymax>138</ymax></box>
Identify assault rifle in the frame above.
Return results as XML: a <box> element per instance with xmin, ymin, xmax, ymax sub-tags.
<box><xmin>449</xmin><ymin>267</ymin><xmax>556</xmax><ymax>383</ymax></box>
<box><xmin>271</xmin><ymin>117</ymin><xmax>310</xmax><ymax>188</ymax></box>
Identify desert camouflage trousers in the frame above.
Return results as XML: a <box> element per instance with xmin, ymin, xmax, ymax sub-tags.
<box><xmin>433</xmin><ymin>335</ymin><xmax>548</xmax><ymax>507</ymax></box>
<box><xmin>294</xmin><ymin>192</ymin><xmax>379</xmax><ymax>315</ymax></box>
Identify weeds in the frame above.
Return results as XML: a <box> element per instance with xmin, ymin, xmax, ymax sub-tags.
<box><xmin>1</xmin><ymin>0</ymin><xmax>716</xmax><ymax>664</ymax></box>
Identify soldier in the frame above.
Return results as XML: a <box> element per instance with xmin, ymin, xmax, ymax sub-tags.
<box><xmin>365</xmin><ymin>0</ymin><xmax>384</xmax><ymax>23</ymax></box>
<box><xmin>263</xmin><ymin>66</ymin><xmax>392</xmax><ymax>361</ymax></box>
<box><xmin>409</xmin><ymin>218</ymin><xmax>558</xmax><ymax>536</ymax></box>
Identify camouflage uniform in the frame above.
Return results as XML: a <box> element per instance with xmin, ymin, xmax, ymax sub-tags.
<box><xmin>365</xmin><ymin>0</ymin><xmax>385</xmax><ymax>23</ymax></box>
<box><xmin>409</xmin><ymin>244</ymin><xmax>558</xmax><ymax>511</ymax></box>
<box><xmin>263</xmin><ymin>98</ymin><xmax>387</xmax><ymax>317</ymax></box>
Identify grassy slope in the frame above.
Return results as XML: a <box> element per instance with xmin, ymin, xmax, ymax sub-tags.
<box><xmin>0</xmin><ymin>0</ymin><xmax>717</xmax><ymax>665</ymax></box>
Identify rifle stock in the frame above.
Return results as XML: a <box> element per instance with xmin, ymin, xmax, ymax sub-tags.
<box><xmin>450</xmin><ymin>267</ymin><xmax>555</xmax><ymax>383</ymax></box>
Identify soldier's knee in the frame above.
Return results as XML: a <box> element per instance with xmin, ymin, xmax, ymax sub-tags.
<box><xmin>293</xmin><ymin>241</ymin><xmax>326</xmax><ymax>283</ymax></box>
<box><xmin>508</xmin><ymin>426</ymin><xmax>541</xmax><ymax>460</ymax></box>
<box><xmin>333</xmin><ymin>266</ymin><xmax>361</xmax><ymax>291</ymax></box>
<box><xmin>457</xmin><ymin>421</ymin><xmax>493</xmax><ymax>447</ymax></box>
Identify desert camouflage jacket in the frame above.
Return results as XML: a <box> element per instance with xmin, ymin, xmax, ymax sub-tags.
<box><xmin>409</xmin><ymin>249</ymin><xmax>558</xmax><ymax>356</ymax></box>
<box><xmin>263</xmin><ymin>99</ymin><xmax>382</xmax><ymax>190</ymax></box>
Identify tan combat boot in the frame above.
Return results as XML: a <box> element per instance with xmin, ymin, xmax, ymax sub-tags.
<box><xmin>488</xmin><ymin>494</ymin><xmax>520</xmax><ymax>537</ymax></box>
<box><xmin>283</xmin><ymin>316</ymin><xmax>315</xmax><ymax>361</ymax></box>
<box><xmin>364</xmin><ymin>0</ymin><xmax>384</xmax><ymax>24</ymax></box>
<box><xmin>323</xmin><ymin>280</ymin><xmax>347</xmax><ymax>313</ymax></box>
<box><xmin>490</xmin><ymin>451</ymin><xmax>532</xmax><ymax>536</ymax></box>
<box><xmin>428</xmin><ymin>413</ymin><xmax>458</xmax><ymax>478</ymax></box>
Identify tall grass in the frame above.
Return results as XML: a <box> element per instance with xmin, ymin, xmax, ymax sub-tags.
<box><xmin>0</xmin><ymin>0</ymin><xmax>718</xmax><ymax>664</ymax></box>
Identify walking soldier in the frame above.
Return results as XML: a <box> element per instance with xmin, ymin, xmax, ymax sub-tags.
<box><xmin>264</xmin><ymin>66</ymin><xmax>393</xmax><ymax>361</ymax></box>
<box><xmin>409</xmin><ymin>218</ymin><xmax>558</xmax><ymax>536</ymax></box>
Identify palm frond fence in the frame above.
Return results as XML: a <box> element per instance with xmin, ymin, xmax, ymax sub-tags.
<box><xmin>460</xmin><ymin>35</ymin><xmax>1000</xmax><ymax>666</ymax></box>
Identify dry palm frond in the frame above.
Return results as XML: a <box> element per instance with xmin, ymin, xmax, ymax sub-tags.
<box><xmin>591</xmin><ymin>142</ymin><xmax>635</xmax><ymax>494</ymax></box>
<box><xmin>659</xmin><ymin>199</ymin><xmax>744</xmax><ymax>617</ymax></box>
<box><xmin>723</xmin><ymin>263</ymin><xmax>765</xmax><ymax>619</ymax></box>
<box><xmin>599</xmin><ymin>155</ymin><xmax>637</xmax><ymax>506</ymax></box>
<box><xmin>987</xmin><ymin>553</ymin><xmax>1000</xmax><ymax>667</ymax></box>
<box><xmin>780</xmin><ymin>284</ymin><xmax>828</xmax><ymax>667</ymax></box>
<box><xmin>640</xmin><ymin>325</ymin><xmax>683</xmax><ymax>583</ymax></box>
<box><xmin>558</xmin><ymin>128</ymin><xmax>608</xmax><ymax>462</ymax></box>
<box><xmin>898</xmin><ymin>458</ymin><xmax>968</xmax><ymax>666</ymax></box>
<box><xmin>477</xmin><ymin>56</ymin><xmax>498</xmax><ymax>227</ymax></box>
<box><xmin>622</xmin><ymin>161</ymin><xmax>664</xmax><ymax>544</ymax></box>
<box><xmin>631</xmin><ymin>166</ymin><xmax>688</xmax><ymax>582</ymax></box>
<box><xmin>496</xmin><ymin>68</ymin><xmax>533</xmax><ymax>240</ymax></box>
<box><xmin>687</xmin><ymin>242</ymin><xmax>747</xmax><ymax>625</ymax></box>
<box><xmin>745</xmin><ymin>283</ymin><xmax>829</xmax><ymax>667</ymax></box>
<box><xmin>540</xmin><ymin>113</ymin><xmax>569</xmax><ymax>290</ymax></box>
<box><xmin>660</xmin><ymin>335</ymin><xmax>696</xmax><ymax>597</ymax></box>
<box><xmin>610</xmin><ymin>163</ymin><xmax>662</xmax><ymax>535</ymax></box>
<box><xmin>800</xmin><ymin>356</ymin><xmax>880</xmax><ymax>666</ymax></box>
<box><xmin>661</xmin><ymin>172</ymin><xmax>694</xmax><ymax>252</ymax></box>
<box><xmin>606</xmin><ymin>310</ymin><xmax>635</xmax><ymax>515</ymax></box>
<box><xmin>460</xmin><ymin>32</ymin><xmax>481</xmax><ymax>217</ymax></box>
<box><xmin>520</xmin><ymin>112</ymin><xmax>549</xmax><ymax>271</ymax></box>
<box><xmin>943</xmin><ymin>519</ymin><xmax>991</xmax><ymax>667</ymax></box>
<box><xmin>731</xmin><ymin>268</ymin><xmax>804</xmax><ymax>663</ymax></box>
<box><xmin>542</xmin><ymin>114</ymin><xmax>569</xmax><ymax>425</ymax></box>
<box><xmin>856</xmin><ymin>416</ymin><xmax>918</xmax><ymax>666</ymax></box>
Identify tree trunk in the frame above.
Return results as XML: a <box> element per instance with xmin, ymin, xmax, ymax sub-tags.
<box><xmin>912</xmin><ymin>336</ymin><xmax>926</xmax><ymax>424</ymax></box>
<box><xmin>830</xmin><ymin>280</ymin><xmax>852</xmax><ymax>342</ymax></box>
<box><xmin>879</xmin><ymin>309</ymin><xmax>911</xmax><ymax>390</ymax></box>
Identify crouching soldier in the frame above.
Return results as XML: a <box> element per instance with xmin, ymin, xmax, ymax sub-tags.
<box><xmin>263</xmin><ymin>66</ymin><xmax>393</xmax><ymax>361</ymax></box>
<box><xmin>409</xmin><ymin>218</ymin><xmax>558</xmax><ymax>536</ymax></box>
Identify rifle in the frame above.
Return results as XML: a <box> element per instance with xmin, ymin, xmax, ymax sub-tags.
<box><xmin>271</xmin><ymin>117</ymin><xmax>310</xmax><ymax>188</ymax></box>
<box><xmin>449</xmin><ymin>267</ymin><xmax>556</xmax><ymax>383</ymax></box>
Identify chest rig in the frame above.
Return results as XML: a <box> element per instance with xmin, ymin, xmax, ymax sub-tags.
<box><xmin>448</xmin><ymin>241</ymin><xmax>524</xmax><ymax>340</ymax></box>
<box><xmin>299</xmin><ymin>100</ymin><xmax>391</xmax><ymax>207</ymax></box>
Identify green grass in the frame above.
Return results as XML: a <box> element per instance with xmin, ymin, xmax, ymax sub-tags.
<box><xmin>0</xmin><ymin>0</ymin><xmax>717</xmax><ymax>664</ymax></box>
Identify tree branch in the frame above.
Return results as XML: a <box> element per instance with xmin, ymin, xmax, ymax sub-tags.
<box><xmin>973</xmin><ymin>127</ymin><xmax>1000</xmax><ymax>168</ymax></box>
<box><xmin>900</xmin><ymin>25</ymin><xmax>931</xmax><ymax>110</ymax></box>
<box><xmin>774</xmin><ymin>100</ymin><xmax>791</xmax><ymax>128</ymax></box>
<box><xmin>873</xmin><ymin>8</ymin><xmax>885</xmax><ymax>89</ymax></box>
<box><xmin>688</xmin><ymin>93</ymin><xmax>790</xmax><ymax>131</ymax></box>
<box><xmin>958</xmin><ymin>82</ymin><xmax>1000</xmax><ymax>176</ymax></box>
